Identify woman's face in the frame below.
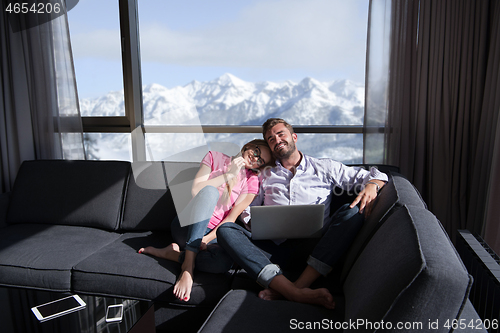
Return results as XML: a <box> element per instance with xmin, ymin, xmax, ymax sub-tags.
<box><xmin>242</xmin><ymin>145</ymin><xmax>272</xmax><ymax>169</ymax></box>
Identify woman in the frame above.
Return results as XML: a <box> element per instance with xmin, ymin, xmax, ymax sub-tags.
<box><xmin>139</xmin><ymin>139</ymin><xmax>273</xmax><ymax>302</ymax></box>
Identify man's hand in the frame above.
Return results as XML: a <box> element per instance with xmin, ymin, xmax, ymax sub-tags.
<box><xmin>350</xmin><ymin>181</ymin><xmax>384</xmax><ymax>216</ymax></box>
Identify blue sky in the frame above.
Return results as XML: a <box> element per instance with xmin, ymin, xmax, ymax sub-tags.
<box><xmin>68</xmin><ymin>0</ymin><xmax>369</xmax><ymax>99</ymax></box>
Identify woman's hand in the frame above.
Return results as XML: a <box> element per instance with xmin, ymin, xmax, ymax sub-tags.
<box><xmin>200</xmin><ymin>234</ymin><xmax>214</xmax><ymax>251</ymax></box>
<box><xmin>227</xmin><ymin>156</ymin><xmax>246</xmax><ymax>177</ymax></box>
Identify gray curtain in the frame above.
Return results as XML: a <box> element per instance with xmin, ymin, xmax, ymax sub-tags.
<box><xmin>478</xmin><ymin>2</ymin><xmax>500</xmax><ymax>254</ymax></box>
<box><xmin>365</xmin><ymin>0</ymin><xmax>500</xmax><ymax>248</ymax></box>
<box><xmin>0</xmin><ymin>0</ymin><xmax>85</xmax><ymax>193</ymax></box>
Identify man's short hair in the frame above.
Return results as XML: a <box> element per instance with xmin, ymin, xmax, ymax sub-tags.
<box><xmin>262</xmin><ymin>118</ymin><xmax>295</xmax><ymax>141</ymax></box>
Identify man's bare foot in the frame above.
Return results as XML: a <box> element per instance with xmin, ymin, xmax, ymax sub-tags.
<box><xmin>138</xmin><ymin>243</ymin><xmax>180</xmax><ymax>262</ymax></box>
<box><xmin>258</xmin><ymin>274</ymin><xmax>320</xmax><ymax>302</ymax></box>
<box><xmin>258</xmin><ymin>288</ymin><xmax>283</xmax><ymax>301</ymax></box>
<box><xmin>174</xmin><ymin>268</ymin><xmax>194</xmax><ymax>301</ymax></box>
<box><xmin>263</xmin><ymin>281</ymin><xmax>335</xmax><ymax>309</ymax></box>
<box><xmin>290</xmin><ymin>288</ymin><xmax>335</xmax><ymax>310</ymax></box>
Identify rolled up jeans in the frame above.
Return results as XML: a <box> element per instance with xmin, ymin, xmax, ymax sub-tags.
<box><xmin>170</xmin><ymin>185</ymin><xmax>234</xmax><ymax>274</ymax></box>
<box><xmin>217</xmin><ymin>203</ymin><xmax>364</xmax><ymax>287</ymax></box>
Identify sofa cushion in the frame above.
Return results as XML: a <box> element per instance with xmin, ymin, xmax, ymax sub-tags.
<box><xmin>340</xmin><ymin>172</ymin><xmax>427</xmax><ymax>281</ymax></box>
<box><xmin>121</xmin><ymin>162</ymin><xmax>177</xmax><ymax>231</ymax></box>
<box><xmin>122</xmin><ymin>161</ymin><xmax>200</xmax><ymax>232</ymax></box>
<box><xmin>199</xmin><ymin>289</ymin><xmax>345</xmax><ymax>333</ymax></box>
<box><xmin>71</xmin><ymin>231</ymin><xmax>233</xmax><ymax>305</ymax></box>
<box><xmin>163</xmin><ymin>161</ymin><xmax>200</xmax><ymax>215</ymax></box>
<box><xmin>7</xmin><ymin>160</ymin><xmax>130</xmax><ymax>231</ymax></box>
<box><xmin>0</xmin><ymin>224</ymin><xmax>120</xmax><ymax>292</ymax></box>
<box><xmin>343</xmin><ymin>205</ymin><xmax>471</xmax><ymax>331</ymax></box>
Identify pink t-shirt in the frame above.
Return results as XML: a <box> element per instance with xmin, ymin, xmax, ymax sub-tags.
<box><xmin>201</xmin><ymin>151</ymin><xmax>259</xmax><ymax>229</ymax></box>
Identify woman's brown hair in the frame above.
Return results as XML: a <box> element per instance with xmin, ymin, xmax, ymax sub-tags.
<box><xmin>241</xmin><ymin>139</ymin><xmax>275</xmax><ymax>168</ymax></box>
<box><xmin>221</xmin><ymin>139</ymin><xmax>275</xmax><ymax>204</ymax></box>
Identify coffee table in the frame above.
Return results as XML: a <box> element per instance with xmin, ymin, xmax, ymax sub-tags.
<box><xmin>0</xmin><ymin>287</ymin><xmax>155</xmax><ymax>333</ymax></box>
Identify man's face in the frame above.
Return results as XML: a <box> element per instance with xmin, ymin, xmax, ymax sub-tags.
<box><xmin>265</xmin><ymin>123</ymin><xmax>297</xmax><ymax>159</ymax></box>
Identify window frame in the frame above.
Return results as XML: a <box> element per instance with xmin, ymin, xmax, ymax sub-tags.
<box><xmin>80</xmin><ymin>0</ymin><xmax>374</xmax><ymax>162</ymax></box>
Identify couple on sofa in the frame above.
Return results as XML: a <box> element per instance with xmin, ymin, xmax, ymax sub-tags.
<box><xmin>139</xmin><ymin>118</ymin><xmax>388</xmax><ymax>309</ymax></box>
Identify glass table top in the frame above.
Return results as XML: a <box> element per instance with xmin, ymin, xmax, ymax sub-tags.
<box><xmin>0</xmin><ymin>287</ymin><xmax>153</xmax><ymax>333</ymax></box>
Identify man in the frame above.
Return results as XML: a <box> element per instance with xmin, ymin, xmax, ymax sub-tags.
<box><xmin>217</xmin><ymin>118</ymin><xmax>388</xmax><ymax>309</ymax></box>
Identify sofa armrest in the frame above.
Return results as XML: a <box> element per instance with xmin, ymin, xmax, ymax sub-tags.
<box><xmin>0</xmin><ymin>192</ymin><xmax>11</xmax><ymax>228</ymax></box>
<box><xmin>453</xmin><ymin>299</ymin><xmax>488</xmax><ymax>332</ymax></box>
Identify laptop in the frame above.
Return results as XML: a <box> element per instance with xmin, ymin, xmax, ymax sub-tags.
<box><xmin>250</xmin><ymin>204</ymin><xmax>325</xmax><ymax>240</ymax></box>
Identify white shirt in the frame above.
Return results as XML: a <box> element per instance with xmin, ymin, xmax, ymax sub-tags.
<box><xmin>242</xmin><ymin>153</ymin><xmax>388</xmax><ymax>225</ymax></box>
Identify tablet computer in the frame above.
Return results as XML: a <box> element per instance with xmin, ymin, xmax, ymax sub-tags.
<box><xmin>31</xmin><ymin>295</ymin><xmax>86</xmax><ymax>322</ymax></box>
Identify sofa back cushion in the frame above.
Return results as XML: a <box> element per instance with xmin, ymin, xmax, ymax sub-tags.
<box><xmin>121</xmin><ymin>161</ymin><xmax>199</xmax><ymax>231</ymax></box>
<box><xmin>340</xmin><ymin>172</ymin><xmax>427</xmax><ymax>281</ymax></box>
<box><xmin>121</xmin><ymin>162</ymin><xmax>175</xmax><ymax>231</ymax></box>
<box><xmin>163</xmin><ymin>161</ymin><xmax>200</xmax><ymax>214</ymax></box>
<box><xmin>7</xmin><ymin>160</ymin><xmax>130</xmax><ymax>231</ymax></box>
<box><xmin>343</xmin><ymin>205</ymin><xmax>471</xmax><ymax>331</ymax></box>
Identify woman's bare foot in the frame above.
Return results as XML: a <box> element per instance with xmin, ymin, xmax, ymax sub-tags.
<box><xmin>174</xmin><ymin>250</ymin><xmax>196</xmax><ymax>302</ymax></box>
<box><xmin>173</xmin><ymin>268</ymin><xmax>194</xmax><ymax>301</ymax></box>
<box><xmin>138</xmin><ymin>243</ymin><xmax>180</xmax><ymax>262</ymax></box>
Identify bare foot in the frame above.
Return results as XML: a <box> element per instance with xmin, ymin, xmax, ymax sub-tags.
<box><xmin>138</xmin><ymin>243</ymin><xmax>180</xmax><ymax>262</ymax></box>
<box><xmin>291</xmin><ymin>288</ymin><xmax>335</xmax><ymax>310</ymax></box>
<box><xmin>258</xmin><ymin>288</ymin><xmax>284</xmax><ymax>300</ymax></box>
<box><xmin>260</xmin><ymin>286</ymin><xmax>334</xmax><ymax>309</ymax></box>
<box><xmin>174</xmin><ymin>268</ymin><xmax>194</xmax><ymax>301</ymax></box>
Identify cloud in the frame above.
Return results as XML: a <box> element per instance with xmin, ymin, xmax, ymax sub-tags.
<box><xmin>72</xmin><ymin>0</ymin><xmax>367</xmax><ymax>73</ymax></box>
<box><xmin>71</xmin><ymin>29</ymin><xmax>121</xmax><ymax>60</ymax></box>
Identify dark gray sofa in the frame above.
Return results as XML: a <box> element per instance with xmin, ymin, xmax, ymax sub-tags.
<box><xmin>0</xmin><ymin>160</ymin><xmax>486</xmax><ymax>332</ymax></box>
<box><xmin>199</xmin><ymin>169</ymin><xmax>486</xmax><ymax>332</ymax></box>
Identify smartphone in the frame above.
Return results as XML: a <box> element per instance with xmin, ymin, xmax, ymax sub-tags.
<box><xmin>31</xmin><ymin>295</ymin><xmax>86</xmax><ymax>322</ymax></box>
<box><xmin>105</xmin><ymin>304</ymin><xmax>124</xmax><ymax>323</ymax></box>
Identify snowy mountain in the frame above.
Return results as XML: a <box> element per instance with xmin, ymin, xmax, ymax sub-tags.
<box><xmin>81</xmin><ymin>74</ymin><xmax>364</xmax><ymax>162</ymax></box>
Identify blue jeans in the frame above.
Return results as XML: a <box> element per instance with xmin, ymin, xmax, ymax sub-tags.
<box><xmin>170</xmin><ymin>186</ymin><xmax>234</xmax><ymax>274</ymax></box>
<box><xmin>217</xmin><ymin>203</ymin><xmax>364</xmax><ymax>288</ymax></box>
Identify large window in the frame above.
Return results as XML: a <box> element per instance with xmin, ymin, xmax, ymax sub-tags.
<box><xmin>69</xmin><ymin>0</ymin><xmax>369</xmax><ymax>163</ymax></box>
<box><xmin>67</xmin><ymin>0</ymin><xmax>124</xmax><ymax>111</ymax></box>
<box><xmin>68</xmin><ymin>0</ymin><xmax>131</xmax><ymax>160</ymax></box>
